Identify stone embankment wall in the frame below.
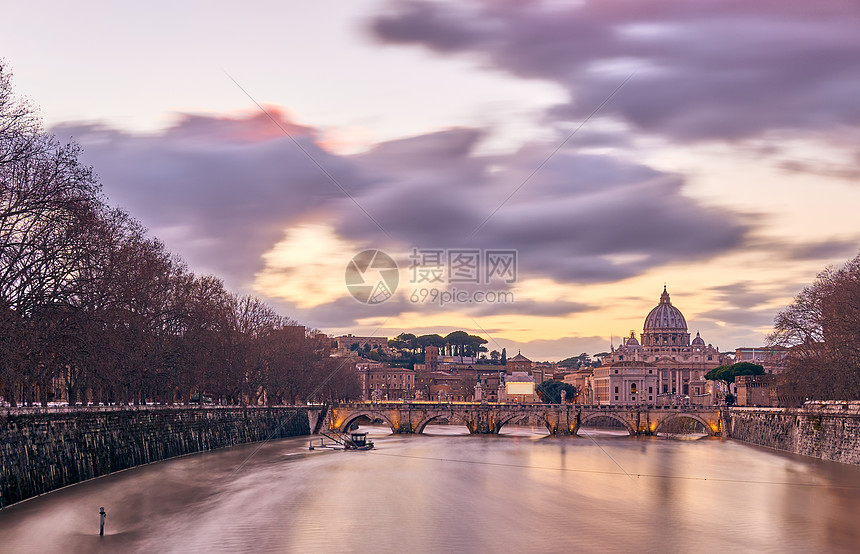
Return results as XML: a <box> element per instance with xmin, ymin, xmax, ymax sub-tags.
<box><xmin>729</xmin><ymin>401</ymin><xmax>860</xmax><ymax>465</ymax></box>
<box><xmin>0</xmin><ymin>406</ymin><xmax>316</xmax><ymax>507</ymax></box>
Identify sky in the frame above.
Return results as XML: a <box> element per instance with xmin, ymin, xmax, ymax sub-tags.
<box><xmin>2</xmin><ymin>0</ymin><xmax>859</xmax><ymax>361</ymax></box>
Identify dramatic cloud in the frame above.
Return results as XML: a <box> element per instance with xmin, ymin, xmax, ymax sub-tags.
<box><xmin>14</xmin><ymin>0</ymin><xmax>859</xmax><ymax>359</ymax></box>
<box><xmin>696</xmin><ymin>308</ymin><xmax>776</xmax><ymax>329</ymax></box>
<box><xmin>343</xmin><ymin>134</ymin><xmax>753</xmax><ymax>284</ymax></box>
<box><xmin>706</xmin><ymin>281</ymin><xmax>779</xmax><ymax>311</ymax></box>
<box><xmin>59</xmin><ymin>108</ymin><xmax>852</xmax><ymax>342</ymax></box>
<box><xmin>773</xmin><ymin>239</ymin><xmax>859</xmax><ymax>263</ymax></box>
<box><xmin>370</xmin><ymin>0</ymin><xmax>860</xmax><ymax>142</ymax></box>
<box><xmin>739</xmin><ymin>235</ymin><xmax>860</xmax><ymax>264</ymax></box>
<box><xmin>56</xmin><ymin>110</ymin><xmax>370</xmax><ymax>283</ymax></box>
<box><xmin>470</xmin><ymin>299</ymin><xmax>593</xmax><ymax>318</ymax></box>
<box><xmin>66</xmin><ymin>112</ymin><xmax>755</xmax><ymax>293</ymax></box>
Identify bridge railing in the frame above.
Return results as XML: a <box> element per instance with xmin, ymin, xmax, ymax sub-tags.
<box><xmin>332</xmin><ymin>401</ymin><xmax>719</xmax><ymax>411</ymax></box>
<box><xmin>0</xmin><ymin>404</ymin><xmax>315</xmax><ymax>416</ymax></box>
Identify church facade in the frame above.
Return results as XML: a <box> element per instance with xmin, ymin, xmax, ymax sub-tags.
<box><xmin>592</xmin><ymin>287</ymin><xmax>727</xmax><ymax>405</ymax></box>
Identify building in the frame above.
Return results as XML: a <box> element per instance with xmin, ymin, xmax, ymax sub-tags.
<box><xmin>283</xmin><ymin>325</ymin><xmax>307</xmax><ymax>342</ymax></box>
<box><xmin>335</xmin><ymin>334</ymin><xmax>390</xmax><ymax>355</ymax></box>
<box><xmin>503</xmin><ymin>372</ymin><xmax>538</xmax><ymax>403</ymax></box>
<box><xmin>734</xmin><ymin>347</ymin><xmax>787</xmax><ymax>374</ymax></box>
<box><xmin>506</xmin><ymin>351</ymin><xmax>550</xmax><ymax>388</ymax></box>
<box><xmin>425</xmin><ymin>345</ymin><xmax>440</xmax><ymax>371</ymax></box>
<box><xmin>563</xmin><ymin>367</ymin><xmax>594</xmax><ymax>404</ymax></box>
<box><xmin>413</xmin><ymin>346</ymin><xmax>484</xmax><ymax>401</ymax></box>
<box><xmin>428</xmin><ymin>371</ymin><xmax>473</xmax><ymax>402</ymax></box>
<box><xmin>506</xmin><ymin>351</ymin><xmax>534</xmax><ymax>374</ymax></box>
<box><xmin>475</xmin><ymin>371</ymin><xmax>505</xmax><ymax>402</ymax></box>
<box><xmin>735</xmin><ymin>374</ymin><xmax>777</xmax><ymax>406</ymax></box>
<box><xmin>357</xmin><ymin>364</ymin><xmax>415</xmax><ymax>401</ymax></box>
<box><xmin>440</xmin><ymin>355</ymin><xmax>477</xmax><ymax>364</ymax></box>
<box><xmin>593</xmin><ymin>360</ymin><xmax>659</xmax><ymax>405</ymax></box>
<box><xmin>594</xmin><ymin>286</ymin><xmax>727</xmax><ymax>405</ymax></box>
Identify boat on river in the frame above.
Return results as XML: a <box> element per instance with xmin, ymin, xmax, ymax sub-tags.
<box><xmin>344</xmin><ymin>432</ymin><xmax>374</xmax><ymax>450</ymax></box>
<box><xmin>311</xmin><ymin>430</ymin><xmax>375</xmax><ymax>451</ymax></box>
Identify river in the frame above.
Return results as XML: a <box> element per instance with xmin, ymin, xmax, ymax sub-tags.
<box><xmin>1</xmin><ymin>425</ymin><xmax>859</xmax><ymax>553</ymax></box>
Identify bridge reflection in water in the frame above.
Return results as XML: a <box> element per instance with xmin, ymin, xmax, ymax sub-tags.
<box><xmin>327</xmin><ymin>402</ymin><xmax>724</xmax><ymax>436</ymax></box>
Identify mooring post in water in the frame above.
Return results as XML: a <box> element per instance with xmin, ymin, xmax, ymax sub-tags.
<box><xmin>99</xmin><ymin>507</ymin><xmax>107</xmax><ymax>536</ymax></box>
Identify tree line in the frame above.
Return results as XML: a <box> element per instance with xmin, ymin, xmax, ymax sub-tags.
<box><xmin>0</xmin><ymin>61</ymin><xmax>358</xmax><ymax>407</ymax></box>
<box><xmin>388</xmin><ymin>331</ymin><xmax>489</xmax><ymax>358</ymax></box>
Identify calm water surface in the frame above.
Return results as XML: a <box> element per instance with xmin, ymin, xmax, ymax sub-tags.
<box><xmin>1</xmin><ymin>424</ymin><xmax>859</xmax><ymax>553</ymax></box>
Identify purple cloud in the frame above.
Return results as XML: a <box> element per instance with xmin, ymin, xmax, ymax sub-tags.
<box><xmin>56</xmin><ymin>109</ymin><xmax>850</xmax><ymax>335</ymax></box>
<box><xmin>56</xmin><ymin>110</ymin><xmax>373</xmax><ymax>280</ymax></box>
<box><xmin>370</xmin><ymin>0</ymin><xmax>860</xmax><ymax>142</ymax></box>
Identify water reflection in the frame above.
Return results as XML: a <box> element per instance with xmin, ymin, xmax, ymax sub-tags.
<box><xmin>2</xmin><ymin>425</ymin><xmax>860</xmax><ymax>552</ymax></box>
<box><xmin>420</xmin><ymin>423</ymin><xmax>470</xmax><ymax>436</ymax></box>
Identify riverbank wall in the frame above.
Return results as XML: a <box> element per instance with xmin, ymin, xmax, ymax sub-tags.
<box><xmin>728</xmin><ymin>401</ymin><xmax>860</xmax><ymax>465</ymax></box>
<box><xmin>0</xmin><ymin>406</ymin><xmax>318</xmax><ymax>507</ymax></box>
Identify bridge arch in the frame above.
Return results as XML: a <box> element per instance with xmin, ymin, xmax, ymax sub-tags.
<box><xmin>577</xmin><ymin>412</ymin><xmax>636</xmax><ymax>436</ymax></box>
<box><xmin>337</xmin><ymin>411</ymin><xmax>397</xmax><ymax>434</ymax></box>
<box><xmin>415</xmin><ymin>413</ymin><xmax>470</xmax><ymax>434</ymax></box>
<box><xmin>497</xmin><ymin>413</ymin><xmax>554</xmax><ymax>435</ymax></box>
<box><xmin>653</xmin><ymin>413</ymin><xmax>717</xmax><ymax>436</ymax></box>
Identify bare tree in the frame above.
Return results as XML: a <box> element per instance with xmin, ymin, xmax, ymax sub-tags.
<box><xmin>1</xmin><ymin>62</ymin><xmax>358</xmax><ymax>408</ymax></box>
<box><xmin>769</xmin><ymin>253</ymin><xmax>860</xmax><ymax>403</ymax></box>
<box><xmin>1</xmin><ymin>62</ymin><xmax>104</xmax><ymax>405</ymax></box>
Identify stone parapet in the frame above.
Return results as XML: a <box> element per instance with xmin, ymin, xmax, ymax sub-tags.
<box><xmin>728</xmin><ymin>402</ymin><xmax>860</xmax><ymax>465</ymax></box>
<box><xmin>0</xmin><ymin>406</ymin><xmax>314</xmax><ymax>507</ymax></box>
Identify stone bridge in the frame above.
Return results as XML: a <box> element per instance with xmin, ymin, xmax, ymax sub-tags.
<box><xmin>326</xmin><ymin>402</ymin><xmax>725</xmax><ymax>436</ymax></box>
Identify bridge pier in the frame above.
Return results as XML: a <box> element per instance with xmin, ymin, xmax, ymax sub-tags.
<box><xmin>543</xmin><ymin>406</ymin><xmax>577</xmax><ymax>436</ymax></box>
<box><xmin>464</xmin><ymin>407</ymin><xmax>501</xmax><ymax>434</ymax></box>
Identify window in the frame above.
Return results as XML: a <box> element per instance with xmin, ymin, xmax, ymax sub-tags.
<box><xmin>631</xmin><ymin>384</ymin><xmax>637</xmax><ymax>393</ymax></box>
<box><xmin>614</xmin><ymin>386</ymin><xmax>619</xmax><ymax>394</ymax></box>
<box><xmin>648</xmin><ymin>387</ymin><xmax>653</xmax><ymax>394</ymax></box>
<box><xmin>615</xmin><ymin>396</ymin><xmax>619</xmax><ymax>401</ymax></box>
<box><xmin>649</xmin><ymin>369</ymin><xmax>653</xmax><ymax>374</ymax></box>
<box><xmin>614</xmin><ymin>370</ymin><xmax>618</xmax><ymax>374</ymax></box>
<box><xmin>649</xmin><ymin>396</ymin><xmax>653</xmax><ymax>401</ymax></box>
<box><xmin>708</xmin><ymin>355</ymin><xmax>713</xmax><ymax>361</ymax></box>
